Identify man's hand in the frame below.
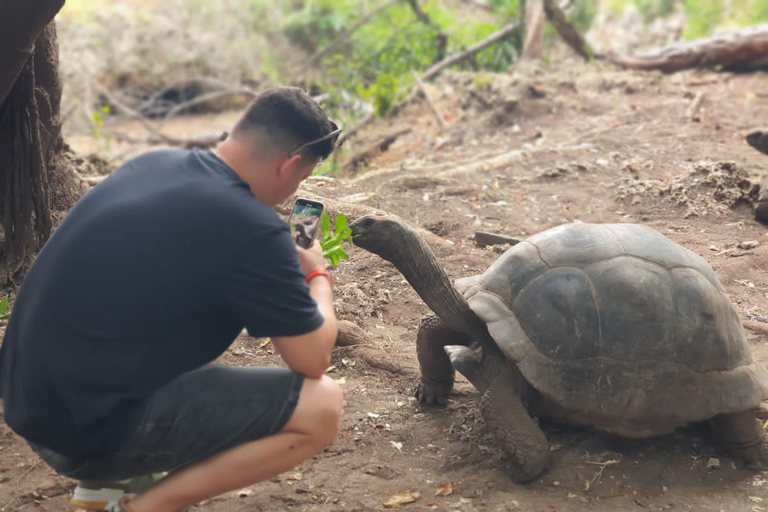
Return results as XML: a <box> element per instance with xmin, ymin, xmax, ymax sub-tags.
<box><xmin>296</xmin><ymin>240</ymin><xmax>326</xmax><ymax>276</ymax></box>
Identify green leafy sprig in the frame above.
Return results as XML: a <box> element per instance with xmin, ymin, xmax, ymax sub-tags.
<box><xmin>0</xmin><ymin>296</ymin><xmax>10</xmax><ymax>320</ymax></box>
<box><xmin>319</xmin><ymin>212</ymin><xmax>355</xmax><ymax>266</ymax></box>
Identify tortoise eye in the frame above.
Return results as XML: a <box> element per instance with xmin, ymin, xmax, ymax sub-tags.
<box><xmin>362</xmin><ymin>218</ymin><xmax>375</xmax><ymax>228</ymax></box>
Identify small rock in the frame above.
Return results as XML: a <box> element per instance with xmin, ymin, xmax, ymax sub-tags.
<box><xmin>738</xmin><ymin>240</ymin><xmax>759</xmax><ymax>250</ymax></box>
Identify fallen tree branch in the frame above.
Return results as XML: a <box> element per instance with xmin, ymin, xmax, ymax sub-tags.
<box><xmin>336</xmin><ymin>111</ymin><xmax>376</xmax><ymax>150</ymax></box>
<box><xmin>543</xmin><ymin>0</ymin><xmax>592</xmax><ymax>61</ymax></box>
<box><xmin>92</xmin><ymin>80</ymin><xmax>228</xmax><ymax>149</ymax></box>
<box><xmin>108</xmin><ymin>130</ymin><xmax>227</xmax><ymax>149</ymax></box>
<box><xmin>606</xmin><ymin>23</ymin><xmax>768</xmax><ymax>74</ymax></box>
<box><xmin>422</xmin><ymin>22</ymin><xmax>519</xmax><ymax>81</ymax></box>
<box><xmin>159</xmin><ymin>87</ymin><xmax>257</xmax><ymax>126</ymax></box>
<box><xmin>410</xmin><ymin>70</ymin><xmax>447</xmax><ymax>130</ymax></box>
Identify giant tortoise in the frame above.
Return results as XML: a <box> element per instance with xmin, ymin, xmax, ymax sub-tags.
<box><xmin>350</xmin><ymin>215</ymin><xmax>768</xmax><ymax>482</ymax></box>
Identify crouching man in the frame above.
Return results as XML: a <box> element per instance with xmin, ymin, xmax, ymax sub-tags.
<box><xmin>0</xmin><ymin>87</ymin><xmax>343</xmax><ymax>512</ymax></box>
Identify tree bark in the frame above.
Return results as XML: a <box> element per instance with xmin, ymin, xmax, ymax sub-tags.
<box><xmin>542</xmin><ymin>0</ymin><xmax>592</xmax><ymax>61</ymax></box>
<box><xmin>0</xmin><ymin>0</ymin><xmax>89</xmax><ymax>281</ymax></box>
<box><xmin>606</xmin><ymin>24</ymin><xmax>768</xmax><ymax>74</ymax></box>
<box><xmin>521</xmin><ymin>0</ymin><xmax>545</xmax><ymax>60</ymax></box>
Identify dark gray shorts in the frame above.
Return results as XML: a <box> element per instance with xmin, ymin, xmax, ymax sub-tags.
<box><xmin>31</xmin><ymin>364</ymin><xmax>304</xmax><ymax>481</ymax></box>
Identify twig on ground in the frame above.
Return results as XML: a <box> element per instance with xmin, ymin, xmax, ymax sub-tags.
<box><xmin>16</xmin><ymin>460</ymin><xmax>41</xmax><ymax>484</ymax></box>
<box><xmin>686</xmin><ymin>91</ymin><xmax>705</xmax><ymax>119</ymax></box>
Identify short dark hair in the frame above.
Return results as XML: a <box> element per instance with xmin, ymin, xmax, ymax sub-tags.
<box><xmin>233</xmin><ymin>87</ymin><xmax>335</xmax><ymax>160</ymax></box>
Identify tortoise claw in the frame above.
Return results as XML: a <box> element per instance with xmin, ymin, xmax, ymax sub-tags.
<box><xmin>414</xmin><ymin>378</ymin><xmax>453</xmax><ymax>405</ymax></box>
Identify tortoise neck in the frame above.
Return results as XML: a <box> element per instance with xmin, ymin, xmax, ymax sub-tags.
<box><xmin>386</xmin><ymin>226</ymin><xmax>490</xmax><ymax>343</ymax></box>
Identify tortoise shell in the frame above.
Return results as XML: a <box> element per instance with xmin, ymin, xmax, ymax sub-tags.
<box><xmin>456</xmin><ymin>223</ymin><xmax>768</xmax><ymax>436</ymax></box>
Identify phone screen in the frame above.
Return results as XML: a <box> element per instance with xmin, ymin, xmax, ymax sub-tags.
<box><xmin>288</xmin><ymin>199</ymin><xmax>325</xmax><ymax>249</ymax></box>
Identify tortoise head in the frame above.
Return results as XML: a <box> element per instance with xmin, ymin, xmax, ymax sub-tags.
<box><xmin>350</xmin><ymin>214</ymin><xmax>418</xmax><ymax>264</ymax></box>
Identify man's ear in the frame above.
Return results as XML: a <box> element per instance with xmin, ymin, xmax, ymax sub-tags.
<box><xmin>276</xmin><ymin>154</ymin><xmax>302</xmax><ymax>179</ymax></box>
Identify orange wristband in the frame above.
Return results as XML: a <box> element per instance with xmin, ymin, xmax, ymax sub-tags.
<box><xmin>305</xmin><ymin>269</ymin><xmax>332</xmax><ymax>289</ymax></box>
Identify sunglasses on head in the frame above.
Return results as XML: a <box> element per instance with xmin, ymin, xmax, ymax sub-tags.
<box><xmin>289</xmin><ymin>120</ymin><xmax>342</xmax><ymax>157</ymax></box>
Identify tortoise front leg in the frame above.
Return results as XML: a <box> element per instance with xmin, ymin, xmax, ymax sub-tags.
<box><xmin>446</xmin><ymin>345</ymin><xmax>550</xmax><ymax>482</ymax></box>
<box><xmin>415</xmin><ymin>313</ymin><xmax>472</xmax><ymax>405</ymax></box>
<box><xmin>713</xmin><ymin>411</ymin><xmax>768</xmax><ymax>469</ymax></box>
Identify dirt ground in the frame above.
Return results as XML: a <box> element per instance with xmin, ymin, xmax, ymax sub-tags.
<box><xmin>3</xmin><ymin>59</ymin><xmax>768</xmax><ymax>512</ymax></box>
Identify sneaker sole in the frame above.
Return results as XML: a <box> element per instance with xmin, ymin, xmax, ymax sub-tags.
<box><xmin>71</xmin><ymin>488</ymin><xmax>137</xmax><ymax>511</ymax></box>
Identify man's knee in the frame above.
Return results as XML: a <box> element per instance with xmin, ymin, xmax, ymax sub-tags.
<box><xmin>287</xmin><ymin>374</ymin><xmax>343</xmax><ymax>445</ymax></box>
<box><xmin>312</xmin><ymin>375</ymin><xmax>343</xmax><ymax>445</ymax></box>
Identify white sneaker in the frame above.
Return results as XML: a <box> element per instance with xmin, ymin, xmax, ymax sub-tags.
<box><xmin>71</xmin><ymin>473</ymin><xmax>166</xmax><ymax>510</ymax></box>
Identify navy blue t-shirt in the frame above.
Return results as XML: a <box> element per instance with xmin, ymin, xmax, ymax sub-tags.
<box><xmin>0</xmin><ymin>148</ymin><xmax>323</xmax><ymax>457</ymax></box>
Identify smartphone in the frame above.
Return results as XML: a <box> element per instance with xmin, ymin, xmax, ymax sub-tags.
<box><xmin>288</xmin><ymin>198</ymin><xmax>325</xmax><ymax>249</ymax></box>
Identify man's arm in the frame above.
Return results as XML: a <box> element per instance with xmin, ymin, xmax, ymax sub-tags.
<box><xmin>271</xmin><ymin>272</ymin><xmax>337</xmax><ymax>379</ymax></box>
<box><xmin>272</xmin><ymin>242</ymin><xmax>337</xmax><ymax>379</ymax></box>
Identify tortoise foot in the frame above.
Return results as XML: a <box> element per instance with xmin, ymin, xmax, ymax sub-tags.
<box><xmin>739</xmin><ymin>440</ymin><xmax>768</xmax><ymax>470</ymax></box>
<box><xmin>715</xmin><ymin>411</ymin><xmax>768</xmax><ymax>469</ymax></box>
<box><xmin>414</xmin><ymin>377</ymin><xmax>453</xmax><ymax>405</ymax></box>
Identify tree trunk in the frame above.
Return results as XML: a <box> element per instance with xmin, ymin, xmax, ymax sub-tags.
<box><xmin>606</xmin><ymin>24</ymin><xmax>768</xmax><ymax>74</ymax></box>
<box><xmin>521</xmin><ymin>0</ymin><xmax>545</xmax><ymax>60</ymax></box>
<box><xmin>0</xmin><ymin>0</ymin><xmax>88</xmax><ymax>282</ymax></box>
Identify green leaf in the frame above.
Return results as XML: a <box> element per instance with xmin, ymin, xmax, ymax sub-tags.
<box><xmin>316</xmin><ymin>212</ymin><xmax>355</xmax><ymax>267</ymax></box>
<box><xmin>0</xmin><ymin>296</ymin><xmax>10</xmax><ymax>320</ymax></box>
<box><xmin>321</xmin><ymin>210</ymin><xmax>331</xmax><ymax>237</ymax></box>
<box><xmin>335</xmin><ymin>213</ymin><xmax>347</xmax><ymax>232</ymax></box>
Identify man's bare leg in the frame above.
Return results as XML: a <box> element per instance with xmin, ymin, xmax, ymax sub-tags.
<box><xmin>125</xmin><ymin>375</ymin><xmax>343</xmax><ymax>512</ymax></box>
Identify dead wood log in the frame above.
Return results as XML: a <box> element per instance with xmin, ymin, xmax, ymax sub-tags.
<box><xmin>344</xmin><ymin>345</ymin><xmax>418</xmax><ymax>376</ymax></box>
<box><xmin>335</xmin><ymin>320</ymin><xmax>371</xmax><ymax>347</ymax></box>
<box><xmin>744</xmin><ymin>320</ymin><xmax>768</xmax><ymax>337</ymax></box>
<box><xmin>606</xmin><ymin>24</ymin><xmax>768</xmax><ymax>74</ymax></box>
<box><xmin>422</xmin><ymin>23</ymin><xmax>519</xmax><ymax>81</ymax></box>
<box><xmin>410</xmin><ymin>71</ymin><xmax>448</xmax><ymax>131</ymax></box>
<box><xmin>542</xmin><ymin>0</ymin><xmax>592</xmax><ymax>61</ymax></box>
